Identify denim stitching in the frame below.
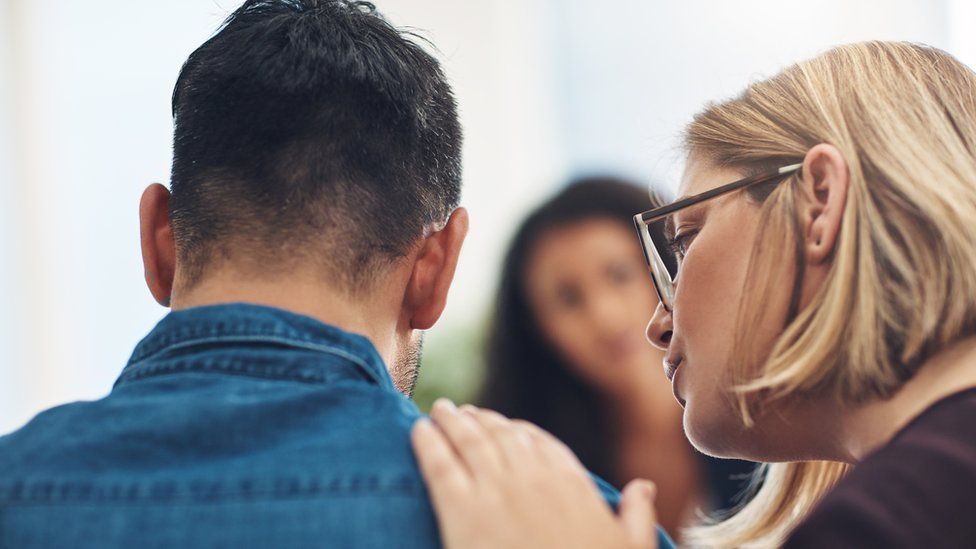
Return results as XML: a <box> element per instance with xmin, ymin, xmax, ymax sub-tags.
<box><xmin>131</xmin><ymin>322</ymin><xmax>307</xmax><ymax>364</ymax></box>
<box><xmin>121</xmin><ymin>334</ymin><xmax>380</xmax><ymax>386</ymax></box>
<box><xmin>116</xmin><ymin>357</ymin><xmax>333</xmax><ymax>386</ymax></box>
<box><xmin>130</xmin><ymin>322</ymin><xmax>359</xmax><ymax>362</ymax></box>
<box><xmin>0</xmin><ymin>475</ymin><xmax>424</xmax><ymax>504</ymax></box>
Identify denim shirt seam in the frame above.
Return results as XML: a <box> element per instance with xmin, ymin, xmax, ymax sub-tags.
<box><xmin>0</xmin><ymin>475</ymin><xmax>426</xmax><ymax>504</ymax></box>
<box><xmin>130</xmin><ymin>323</ymin><xmax>364</xmax><ymax>364</ymax></box>
<box><xmin>121</xmin><ymin>334</ymin><xmax>383</xmax><ymax>387</ymax></box>
<box><xmin>116</xmin><ymin>357</ymin><xmax>333</xmax><ymax>386</ymax></box>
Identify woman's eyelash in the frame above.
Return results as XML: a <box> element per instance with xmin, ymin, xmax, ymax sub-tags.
<box><xmin>667</xmin><ymin>230</ymin><xmax>699</xmax><ymax>255</ymax></box>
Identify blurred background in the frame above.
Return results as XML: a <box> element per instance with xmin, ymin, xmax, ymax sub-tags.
<box><xmin>2</xmin><ymin>0</ymin><xmax>975</xmax><ymax>435</ymax></box>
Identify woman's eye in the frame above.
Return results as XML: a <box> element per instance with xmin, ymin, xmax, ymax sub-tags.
<box><xmin>556</xmin><ymin>286</ymin><xmax>582</xmax><ymax>309</ymax></box>
<box><xmin>607</xmin><ymin>262</ymin><xmax>637</xmax><ymax>285</ymax></box>
<box><xmin>667</xmin><ymin>230</ymin><xmax>699</xmax><ymax>260</ymax></box>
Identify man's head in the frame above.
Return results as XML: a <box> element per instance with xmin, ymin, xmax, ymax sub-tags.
<box><xmin>138</xmin><ymin>0</ymin><xmax>468</xmax><ymax>395</ymax></box>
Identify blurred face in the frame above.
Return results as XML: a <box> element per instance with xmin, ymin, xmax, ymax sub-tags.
<box><xmin>525</xmin><ymin>218</ymin><xmax>662</xmax><ymax>394</ymax></box>
<box><xmin>645</xmin><ymin>160</ymin><xmax>799</xmax><ymax>459</ymax></box>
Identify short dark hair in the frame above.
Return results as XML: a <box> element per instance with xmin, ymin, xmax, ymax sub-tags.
<box><xmin>169</xmin><ymin>0</ymin><xmax>462</xmax><ymax>290</ymax></box>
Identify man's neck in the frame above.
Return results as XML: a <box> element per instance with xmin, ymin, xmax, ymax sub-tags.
<box><xmin>169</xmin><ymin>270</ymin><xmax>398</xmax><ymax>365</ymax></box>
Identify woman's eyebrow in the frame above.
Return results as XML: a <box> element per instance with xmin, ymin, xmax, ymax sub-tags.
<box><xmin>667</xmin><ymin>204</ymin><xmax>709</xmax><ymax>239</ymax></box>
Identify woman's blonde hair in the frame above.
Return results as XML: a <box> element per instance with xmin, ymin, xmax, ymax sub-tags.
<box><xmin>682</xmin><ymin>41</ymin><xmax>976</xmax><ymax>547</ymax></box>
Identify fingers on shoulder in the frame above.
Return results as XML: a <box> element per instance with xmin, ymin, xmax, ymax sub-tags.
<box><xmin>428</xmin><ymin>399</ymin><xmax>505</xmax><ymax>475</ymax></box>
<box><xmin>514</xmin><ymin>419</ymin><xmax>588</xmax><ymax>476</ymax></box>
<box><xmin>411</xmin><ymin>417</ymin><xmax>472</xmax><ymax>499</ymax></box>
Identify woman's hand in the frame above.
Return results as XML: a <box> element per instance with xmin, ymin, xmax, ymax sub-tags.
<box><xmin>411</xmin><ymin>399</ymin><xmax>659</xmax><ymax>549</ymax></box>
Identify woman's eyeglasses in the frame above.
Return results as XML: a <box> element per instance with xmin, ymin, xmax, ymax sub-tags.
<box><xmin>633</xmin><ymin>163</ymin><xmax>802</xmax><ymax>311</ymax></box>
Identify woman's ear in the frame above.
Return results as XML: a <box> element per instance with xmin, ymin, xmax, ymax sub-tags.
<box><xmin>139</xmin><ymin>183</ymin><xmax>176</xmax><ymax>307</ymax></box>
<box><xmin>798</xmin><ymin>144</ymin><xmax>850</xmax><ymax>265</ymax></box>
<box><xmin>403</xmin><ymin>207</ymin><xmax>470</xmax><ymax>330</ymax></box>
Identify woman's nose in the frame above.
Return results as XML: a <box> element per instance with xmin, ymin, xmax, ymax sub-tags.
<box><xmin>645</xmin><ymin>301</ymin><xmax>673</xmax><ymax>351</ymax></box>
<box><xmin>588</xmin><ymin>288</ymin><xmax>631</xmax><ymax>336</ymax></box>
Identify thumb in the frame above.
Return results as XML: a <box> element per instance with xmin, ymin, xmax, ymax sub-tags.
<box><xmin>619</xmin><ymin>479</ymin><xmax>658</xmax><ymax>548</ymax></box>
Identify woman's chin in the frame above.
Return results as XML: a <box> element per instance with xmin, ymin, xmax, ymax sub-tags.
<box><xmin>683</xmin><ymin>403</ymin><xmax>752</xmax><ymax>459</ymax></box>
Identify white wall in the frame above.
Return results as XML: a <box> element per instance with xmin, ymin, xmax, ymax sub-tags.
<box><xmin>0</xmin><ymin>0</ymin><xmax>25</xmax><ymax>428</ymax></box>
<box><xmin>0</xmin><ymin>1</ymin><xmax>227</xmax><ymax>432</ymax></box>
<box><xmin>1</xmin><ymin>0</ymin><xmax>973</xmax><ymax>432</ymax></box>
<box><xmin>549</xmin><ymin>0</ymin><xmax>951</xmax><ymax>189</ymax></box>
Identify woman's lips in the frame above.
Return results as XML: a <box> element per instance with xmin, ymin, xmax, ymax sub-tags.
<box><xmin>663</xmin><ymin>356</ymin><xmax>681</xmax><ymax>381</ymax></box>
<box><xmin>664</xmin><ymin>356</ymin><xmax>686</xmax><ymax>407</ymax></box>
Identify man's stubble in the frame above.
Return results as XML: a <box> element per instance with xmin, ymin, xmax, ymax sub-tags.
<box><xmin>391</xmin><ymin>331</ymin><xmax>424</xmax><ymax>398</ymax></box>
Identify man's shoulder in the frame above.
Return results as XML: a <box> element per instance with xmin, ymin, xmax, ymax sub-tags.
<box><xmin>0</xmin><ymin>376</ymin><xmax>429</xmax><ymax>494</ymax></box>
<box><xmin>0</xmin><ymin>378</ymin><xmax>442</xmax><ymax>547</ymax></box>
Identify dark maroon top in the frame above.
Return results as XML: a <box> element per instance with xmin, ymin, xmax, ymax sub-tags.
<box><xmin>786</xmin><ymin>388</ymin><xmax>976</xmax><ymax>548</ymax></box>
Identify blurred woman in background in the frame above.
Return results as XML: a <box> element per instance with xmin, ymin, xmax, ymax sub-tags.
<box><xmin>479</xmin><ymin>178</ymin><xmax>753</xmax><ymax>536</ymax></box>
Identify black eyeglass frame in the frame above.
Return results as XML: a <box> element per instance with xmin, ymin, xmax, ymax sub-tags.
<box><xmin>633</xmin><ymin>163</ymin><xmax>803</xmax><ymax>311</ymax></box>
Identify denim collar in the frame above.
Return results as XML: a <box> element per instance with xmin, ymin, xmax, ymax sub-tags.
<box><xmin>115</xmin><ymin>302</ymin><xmax>394</xmax><ymax>391</ymax></box>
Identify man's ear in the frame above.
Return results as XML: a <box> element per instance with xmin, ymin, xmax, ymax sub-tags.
<box><xmin>798</xmin><ymin>144</ymin><xmax>850</xmax><ymax>265</ymax></box>
<box><xmin>139</xmin><ymin>183</ymin><xmax>176</xmax><ymax>307</ymax></box>
<box><xmin>404</xmin><ymin>207</ymin><xmax>470</xmax><ymax>330</ymax></box>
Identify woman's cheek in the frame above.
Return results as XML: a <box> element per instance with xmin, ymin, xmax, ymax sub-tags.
<box><xmin>545</xmin><ymin>317</ymin><xmax>597</xmax><ymax>379</ymax></box>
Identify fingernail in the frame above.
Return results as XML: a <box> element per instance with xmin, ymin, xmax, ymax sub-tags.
<box><xmin>414</xmin><ymin>418</ymin><xmax>434</xmax><ymax>432</ymax></box>
<box><xmin>459</xmin><ymin>404</ymin><xmax>477</xmax><ymax>414</ymax></box>
<box><xmin>433</xmin><ymin>398</ymin><xmax>457</xmax><ymax>413</ymax></box>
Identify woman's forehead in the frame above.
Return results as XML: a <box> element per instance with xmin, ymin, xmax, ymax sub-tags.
<box><xmin>678</xmin><ymin>159</ymin><xmax>746</xmax><ymax>199</ymax></box>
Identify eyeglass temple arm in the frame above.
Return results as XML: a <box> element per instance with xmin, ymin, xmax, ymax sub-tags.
<box><xmin>638</xmin><ymin>163</ymin><xmax>802</xmax><ymax>224</ymax></box>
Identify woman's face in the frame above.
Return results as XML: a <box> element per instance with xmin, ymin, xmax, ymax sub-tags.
<box><xmin>525</xmin><ymin>218</ymin><xmax>664</xmax><ymax>395</ymax></box>
<box><xmin>645</xmin><ymin>160</ymin><xmax>801</xmax><ymax>459</ymax></box>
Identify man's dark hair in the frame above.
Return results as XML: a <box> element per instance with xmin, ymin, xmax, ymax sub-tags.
<box><xmin>169</xmin><ymin>0</ymin><xmax>462</xmax><ymax>291</ymax></box>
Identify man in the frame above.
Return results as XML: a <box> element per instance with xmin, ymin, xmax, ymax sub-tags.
<box><xmin>0</xmin><ymin>1</ymin><xmax>623</xmax><ymax>547</ymax></box>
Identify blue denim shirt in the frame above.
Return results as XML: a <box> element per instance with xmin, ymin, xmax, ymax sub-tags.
<box><xmin>0</xmin><ymin>303</ymin><xmax>673</xmax><ymax>548</ymax></box>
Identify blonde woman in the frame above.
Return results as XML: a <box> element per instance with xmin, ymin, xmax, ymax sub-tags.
<box><xmin>410</xmin><ymin>41</ymin><xmax>976</xmax><ymax>547</ymax></box>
